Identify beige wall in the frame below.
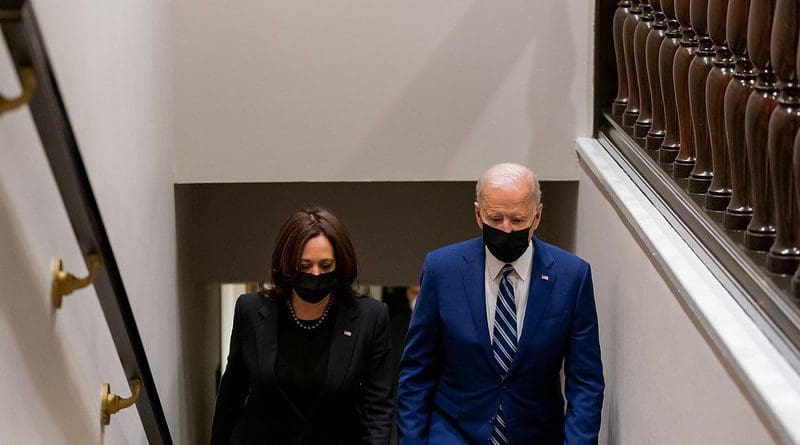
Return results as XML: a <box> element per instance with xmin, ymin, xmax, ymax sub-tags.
<box><xmin>171</xmin><ymin>0</ymin><xmax>594</xmax><ymax>183</ymax></box>
<box><xmin>0</xmin><ymin>0</ymin><xmax>180</xmax><ymax>442</ymax></box>
<box><xmin>575</xmin><ymin>167</ymin><xmax>775</xmax><ymax>444</ymax></box>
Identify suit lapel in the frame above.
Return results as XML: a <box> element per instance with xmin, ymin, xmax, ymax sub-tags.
<box><xmin>256</xmin><ymin>300</ymin><xmax>278</xmax><ymax>386</ymax></box>
<box><xmin>460</xmin><ymin>241</ymin><xmax>502</xmax><ymax>376</ymax></box>
<box><xmin>508</xmin><ymin>237</ymin><xmax>556</xmax><ymax>376</ymax></box>
<box><xmin>323</xmin><ymin>298</ymin><xmax>359</xmax><ymax>394</ymax></box>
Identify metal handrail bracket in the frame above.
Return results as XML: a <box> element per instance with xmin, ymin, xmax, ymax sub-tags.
<box><xmin>0</xmin><ymin>1</ymin><xmax>172</xmax><ymax>442</ymax></box>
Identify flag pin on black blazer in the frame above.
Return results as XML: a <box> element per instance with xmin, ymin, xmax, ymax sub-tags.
<box><xmin>541</xmin><ymin>275</ymin><xmax>549</xmax><ymax>281</ymax></box>
<box><xmin>344</xmin><ymin>330</ymin><xmax>352</xmax><ymax>336</ymax></box>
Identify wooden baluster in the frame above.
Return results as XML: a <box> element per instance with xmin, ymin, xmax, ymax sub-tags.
<box><xmin>766</xmin><ymin>0</ymin><xmax>800</xmax><ymax>274</ymax></box>
<box><xmin>745</xmin><ymin>0</ymin><xmax>779</xmax><ymax>250</ymax></box>
<box><xmin>793</xmin><ymin>130</ymin><xmax>800</xmax><ymax>298</ymax></box>
<box><xmin>659</xmin><ymin>0</ymin><xmax>683</xmax><ymax>167</ymax></box>
<box><xmin>688</xmin><ymin>0</ymin><xmax>715</xmax><ymax>194</ymax></box>
<box><xmin>614</xmin><ymin>1</ymin><xmax>633</xmax><ymax>116</ymax></box>
<box><xmin>635</xmin><ymin>4</ymin><xmax>656</xmax><ymax>138</ymax></box>
<box><xmin>624</xmin><ymin>1</ymin><xmax>644</xmax><ymax>126</ymax></box>
<box><xmin>705</xmin><ymin>0</ymin><xmax>734</xmax><ymax>211</ymax></box>
<box><xmin>723</xmin><ymin>0</ymin><xmax>756</xmax><ymax>230</ymax></box>
<box><xmin>794</xmin><ymin>9</ymin><xmax>800</xmax><ymax>297</ymax></box>
<box><xmin>792</xmin><ymin>98</ymin><xmax>800</xmax><ymax>298</ymax></box>
<box><xmin>673</xmin><ymin>0</ymin><xmax>699</xmax><ymax>178</ymax></box>
<box><xmin>646</xmin><ymin>1</ymin><xmax>668</xmax><ymax>152</ymax></box>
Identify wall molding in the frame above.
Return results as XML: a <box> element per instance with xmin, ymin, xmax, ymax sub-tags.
<box><xmin>577</xmin><ymin>137</ymin><xmax>800</xmax><ymax>445</ymax></box>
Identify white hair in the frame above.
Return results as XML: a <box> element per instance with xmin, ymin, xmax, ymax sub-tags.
<box><xmin>475</xmin><ymin>163</ymin><xmax>541</xmax><ymax>204</ymax></box>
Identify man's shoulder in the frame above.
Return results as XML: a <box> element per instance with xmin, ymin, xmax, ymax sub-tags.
<box><xmin>536</xmin><ymin>238</ymin><xmax>589</xmax><ymax>271</ymax></box>
<box><xmin>426</xmin><ymin>237</ymin><xmax>483</xmax><ymax>263</ymax></box>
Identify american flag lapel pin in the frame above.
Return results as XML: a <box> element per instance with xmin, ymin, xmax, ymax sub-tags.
<box><xmin>541</xmin><ymin>274</ymin><xmax>549</xmax><ymax>281</ymax></box>
<box><xmin>344</xmin><ymin>330</ymin><xmax>352</xmax><ymax>337</ymax></box>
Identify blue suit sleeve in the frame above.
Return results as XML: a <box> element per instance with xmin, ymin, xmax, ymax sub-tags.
<box><xmin>396</xmin><ymin>255</ymin><xmax>441</xmax><ymax>445</ymax></box>
<box><xmin>563</xmin><ymin>264</ymin><xmax>605</xmax><ymax>445</ymax></box>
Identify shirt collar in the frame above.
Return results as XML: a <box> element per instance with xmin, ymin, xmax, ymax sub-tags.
<box><xmin>485</xmin><ymin>240</ymin><xmax>534</xmax><ymax>281</ymax></box>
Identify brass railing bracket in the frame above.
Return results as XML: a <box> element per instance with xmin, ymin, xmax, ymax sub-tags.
<box><xmin>101</xmin><ymin>378</ymin><xmax>141</xmax><ymax>426</ymax></box>
<box><xmin>0</xmin><ymin>9</ymin><xmax>22</xmax><ymax>21</ymax></box>
<box><xmin>51</xmin><ymin>253</ymin><xmax>101</xmax><ymax>309</ymax></box>
<box><xmin>4</xmin><ymin>3</ymin><xmax>172</xmax><ymax>439</ymax></box>
<box><xmin>0</xmin><ymin>66</ymin><xmax>36</xmax><ymax>116</ymax></box>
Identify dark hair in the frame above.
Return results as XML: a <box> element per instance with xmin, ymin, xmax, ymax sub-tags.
<box><xmin>263</xmin><ymin>207</ymin><xmax>360</xmax><ymax>302</ymax></box>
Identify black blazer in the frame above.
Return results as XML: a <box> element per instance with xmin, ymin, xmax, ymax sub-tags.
<box><xmin>211</xmin><ymin>293</ymin><xmax>394</xmax><ymax>445</ymax></box>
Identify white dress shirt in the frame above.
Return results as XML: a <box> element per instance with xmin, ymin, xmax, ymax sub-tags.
<box><xmin>485</xmin><ymin>241</ymin><xmax>533</xmax><ymax>342</ymax></box>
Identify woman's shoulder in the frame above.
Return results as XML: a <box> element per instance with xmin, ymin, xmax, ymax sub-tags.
<box><xmin>350</xmin><ymin>296</ymin><xmax>388</xmax><ymax>321</ymax></box>
<box><xmin>236</xmin><ymin>292</ymin><xmax>272</xmax><ymax>312</ymax></box>
<box><xmin>352</xmin><ymin>295</ymin><xmax>383</xmax><ymax>308</ymax></box>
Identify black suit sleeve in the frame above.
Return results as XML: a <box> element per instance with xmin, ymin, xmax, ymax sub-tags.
<box><xmin>210</xmin><ymin>295</ymin><xmax>249</xmax><ymax>444</ymax></box>
<box><xmin>358</xmin><ymin>302</ymin><xmax>394</xmax><ymax>444</ymax></box>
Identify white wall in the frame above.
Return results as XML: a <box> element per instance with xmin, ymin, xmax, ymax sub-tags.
<box><xmin>171</xmin><ymin>0</ymin><xmax>593</xmax><ymax>183</ymax></box>
<box><xmin>0</xmin><ymin>0</ymin><xmax>180</xmax><ymax>443</ymax></box>
<box><xmin>574</xmin><ymin>167</ymin><xmax>775</xmax><ymax>444</ymax></box>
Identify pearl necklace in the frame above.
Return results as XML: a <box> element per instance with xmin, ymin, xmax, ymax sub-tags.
<box><xmin>287</xmin><ymin>295</ymin><xmax>335</xmax><ymax>331</ymax></box>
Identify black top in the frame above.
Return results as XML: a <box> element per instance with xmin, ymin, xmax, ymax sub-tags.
<box><xmin>275</xmin><ymin>300</ymin><xmax>337</xmax><ymax>419</ymax></box>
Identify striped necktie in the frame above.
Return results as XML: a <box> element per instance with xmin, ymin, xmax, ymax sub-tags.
<box><xmin>491</xmin><ymin>264</ymin><xmax>516</xmax><ymax>445</ymax></box>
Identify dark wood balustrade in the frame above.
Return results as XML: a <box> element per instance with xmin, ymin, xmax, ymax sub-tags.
<box><xmin>598</xmin><ymin>0</ymin><xmax>800</xmax><ymax>355</ymax></box>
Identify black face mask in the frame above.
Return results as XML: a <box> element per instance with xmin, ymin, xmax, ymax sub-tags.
<box><xmin>482</xmin><ymin>223</ymin><xmax>531</xmax><ymax>263</ymax></box>
<box><xmin>292</xmin><ymin>271</ymin><xmax>339</xmax><ymax>303</ymax></box>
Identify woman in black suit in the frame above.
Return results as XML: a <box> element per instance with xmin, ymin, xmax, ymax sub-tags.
<box><xmin>211</xmin><ymin>208</ymin><xmax>393</xmax><ymax>444</ymax></box>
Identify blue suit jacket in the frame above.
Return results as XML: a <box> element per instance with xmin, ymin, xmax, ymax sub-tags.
<box><xmin>397</xmin><ymin>237</ymin><xmax>604</xmax><ymax>444</ymax></box>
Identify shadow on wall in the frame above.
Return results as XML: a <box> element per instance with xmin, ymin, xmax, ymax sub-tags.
<box><xmin>345</xmin><ymin>0</ymin><xmax>545</xmax><ymax>178</ymax></box>
<box><xmin>528</xmin><ymin>2</ymin><xmax>578</xmax><ymax>168</ymax></box>
<box><xmin>176</xmin><ymin>181</ymin><xmax>578</xmax><ymax>285</ymax></box>
<box><xmin>0</xmin><ymin>183</ymin><xmax>95</xmax><ymax>442</ymax></box>
<box><xmin>176</xmin><ymin>281</ymin><xmax>221</xmax><ymax>445</ymax></box>
<box><xmin>175</xmin><ymin>184</ymin><xmax>222</xmax><ymax>445</ymax></box>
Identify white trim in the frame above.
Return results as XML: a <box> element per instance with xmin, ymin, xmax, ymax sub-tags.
<box><xmin>576</xmin><ymin>137</ymin><xmax>800</xmax><ymax>445</ymax></box>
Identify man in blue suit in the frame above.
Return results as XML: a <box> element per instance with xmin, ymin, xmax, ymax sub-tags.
<box><xmin>397</xmin><ymin>163</ymin><xmax>604</xmax><ymax>444</ymax></box>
